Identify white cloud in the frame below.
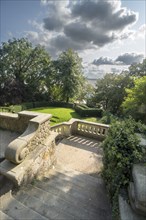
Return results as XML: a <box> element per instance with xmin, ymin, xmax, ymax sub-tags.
<box><xmin>24</xmin><ymin>0</ymin><xmax>145</xmax><ymax>78</ymax></box>
<box><xmin>26</xmin><ymin>0</ymin><xmax>139</xmax><ymax>55</ymax></box>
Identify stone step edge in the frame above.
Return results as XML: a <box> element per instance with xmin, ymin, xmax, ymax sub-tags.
<box><xmin>1</xmin><ymin>192</ymin><xmax>48</xmax><ymax>220</ymax></box>
<box><xmin>54</xmin><ymin>165</ymin><xmax>104</xmax><ymax>184</ymax></box>
<box><xmin>13</xmin><ymin>190</ymin><xmax>75</xmax><ymax>220</ymax></box>
<box><xmin>14</xmin><ymin>185</ymin><xmax>102</xmax><ymax>219</ymax></box>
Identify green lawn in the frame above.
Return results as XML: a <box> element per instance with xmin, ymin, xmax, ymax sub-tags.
<box><xmin>29</xmin><ymin>106</ymin><xmax>100</xmax><ymax>126</ymax></box>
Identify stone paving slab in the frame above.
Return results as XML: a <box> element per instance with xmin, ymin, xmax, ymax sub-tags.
<box><xmin>56</xmin><ymin>135</ymin><xmax>103</xmax><ymax>177</ymax></box>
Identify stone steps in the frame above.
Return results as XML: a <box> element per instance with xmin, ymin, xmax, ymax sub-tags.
<box><xmin>1</xmin><ymin>192</ymin><xmax>48</xmax><ymax>220</ymax></box>
<box><xmin>14</xmin><ymin>190</ymin><xmax>75</xmax><ymax>220</ymax></box>
<box><xmin>0</xmin><ymin>167</ymin><xmax>112</xmax><ymax>220</ymax></box>
<box><xmin>0</xmin><ymin>211</ymin><xmax>14</xmax><ymax>220</ymax></box>
<box><xmin>45</xmin><ymin>169</ymin><xmax>105</xmax><ymax>203</ymax></box>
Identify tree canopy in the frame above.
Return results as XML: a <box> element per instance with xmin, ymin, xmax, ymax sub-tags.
<box><xmin>122</xmin><ymin>76</ymin><xmax>146</xmax><ymax>121</ymax></box>
<box><xmin>54</xmin><ymin>49</ymin><xmax>85</xmax><ymax>103</ymax></box>
<box><xmin>94</xmin><ymin>73</ymin><xmax>133</xmax><ymax>114</ymax></box>
<box><xmin>128</xmin><ymin>58</ymin><xmax>146</xmax><ymax>77</ymax></box>
<box><xmin>0</xmin><ymin>38</ymin><xmax>52</xmax><ymax>104</ymax></box>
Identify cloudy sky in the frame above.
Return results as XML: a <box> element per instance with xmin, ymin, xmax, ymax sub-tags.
<box><xmin>1</xmin><ymin>0</ymin><xmax>146</xmax><ymax>78</ymax></box>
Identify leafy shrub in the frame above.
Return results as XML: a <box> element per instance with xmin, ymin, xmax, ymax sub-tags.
<box><xmin>74</xmin><ymin>104</ymin><xmax>103</xmax><ymax>117</ymax></box>
<box><xmin>9</xmin><ymin>101</ymin><xmax>74</xmax><ymax>113</ymax></box>
<box><xmin>102</xmin><ymin>118</ymin><xmax>144</xmax><ymax>219</ymax></box>
<box><xmin>22</xmin><ymin>102</ymin><xmax>34</xmax><ymax>110</ymax></box>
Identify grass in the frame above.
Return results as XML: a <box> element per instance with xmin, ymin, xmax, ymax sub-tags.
<box><xmin>29</xmin><ymin>106</ymin><xmax>100</xmax><ymax>126</ymax></box>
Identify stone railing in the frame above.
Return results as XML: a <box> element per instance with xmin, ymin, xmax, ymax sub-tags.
<box><xmin>0</xmin><ymin>111</ymin><xmax>38</xmax><ymax>133</ymax></box>
<box><xmin>0</xmin><ymin>111</ymin><xmax>52</xmax><ymax>164</ymax></box>
<box><xmin>51</xmin><ymin>118</ymin><xmax>109</xmax><ymax>140</ymax></box>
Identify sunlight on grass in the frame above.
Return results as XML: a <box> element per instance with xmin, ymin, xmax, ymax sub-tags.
<box><xmin>29</xmin><ymin>107</ymin><xmax>100</xmax><ymax>126</ymax></box>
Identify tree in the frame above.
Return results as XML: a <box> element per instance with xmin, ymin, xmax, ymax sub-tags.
<box><xmin>128</xmin><ymin>58</ymin><xmax>146</xmax><ymax>77</ymax></box>
<box><xmin>75</xmin><ymin>81</ymin><xmax>94</xmax><ymax>104</ymax></box>
<box><xmin>94</xmin><ymin>73</ymin><xmax>133</xmax><ymax>114</ymax></box>
<box><xmin>122</xmin><ymin>76</ymin><xmax>146</xmax><ymax>122</ymax></box>
<box><xmin>0</xmin><ymin>38</ymin><xmax>52</xmax><ymax>104</ymax></box>
<box><xmin>55</xmin><ymin>49</ymin><xmax>85</xmax><ymax>103</ymax></box>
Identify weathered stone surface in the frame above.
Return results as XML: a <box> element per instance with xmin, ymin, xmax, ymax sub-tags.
<box><xmin>132</xmin><ymin>164</ymin><xmax>146</xmax><ymax>206</ymax></box>
<box><xmin>0</xmin><ymin>132</ymin><xmax>57</xmax><ymax>185</ymax></box>
<box><xmin>55</xmin><ymin>135</ymin><xmax>103</xmax><ymax>177</ymax></box>
<box><xmin>0</xmin><ymin>130</ymin><xmax>19</xmax><ymax>159</ymax></box>
<box><xmin>119</xmin><ymin>195</ymin><xmax>145</xmax><ymax>220</ymax></box>
<box><xmin>129</xmin><ymin>182</ymin><xmax>146</xmax><ymax>216</ymax></box>
<box><xmin>1</xmin><ymin>192</ymin><xmax>47</xmax><ymax>220</ymax></box>
<box><xmin>0</xmin><ymin>210</ymin><xmax>14</xmax><ymax>220</ymax></box>
<box><xmin>1</xmin><ymin>111</ymin><xmax>52</xmax><ymax>164</ymax></box>
<box><xmin>0</xmin><ymin>134</ymin><xmax>112</xmax><ymax>220</ymax></box>
<box><xmin>51</xmin><ymin>118</ymin><xmax>109</xmax><ymax>141</ymax></box>
<box><xmin>12</xmin><ymin>165</ymin><xmax>112</xmax><ymax>220</ymax></box>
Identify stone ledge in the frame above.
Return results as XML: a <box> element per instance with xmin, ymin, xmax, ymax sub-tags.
<box><xmin>132</xmin><ymin>164</ymin><xmax>146</xmax><ymax>206</ymax></box>
<box><xmin>129</xmin><ymin>182</ymin><xmax>146</xmax><ymax>216</ymax></box>
<box><xmin>119</xmin><ymin>195</ymin><xmax>145</xmax><ymax>220</ymax></box>
<box><xmin>4</xmin><ymin>111</ymin><xmax>52</xmax><ymax>164</ymax></box>
<box><xmin>0</xmin><ymin>132</ymin><xmax>57</xmax><ymax>186</ymax></box>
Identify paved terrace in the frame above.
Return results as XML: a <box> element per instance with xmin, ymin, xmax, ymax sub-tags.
<box><xmin>0</xmin><ymin>121</ymin><xmax>112</xmax><ymax>219</ymax></box>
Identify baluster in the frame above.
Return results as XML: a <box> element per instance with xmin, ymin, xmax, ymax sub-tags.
<box><xmin>78</xmin><ymin>123</ymin><xmax>81</xmax><ymax>131</ymax></box>
<box><xmin>102</xmin><ymin>128</ymin><xmax>105</xmax><ymax>135</ymax></box>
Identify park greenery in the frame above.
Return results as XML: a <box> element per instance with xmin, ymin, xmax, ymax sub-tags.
<box><xmin>0</xmin><ymin>38</ymin><xmax>146</xmax><ymax>219</ymax></box>
<box><xmin>102</xmin><ymin>118</ymin><xmax>146</xmax><ymax>219</ymax></box>
<box><xmin>0</xmin><ymin>38</ymin><xmax>146</xmax><ymax>125</ymax></box>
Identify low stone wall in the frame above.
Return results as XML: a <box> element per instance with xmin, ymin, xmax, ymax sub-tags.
<box><xmin>1</xmin><ymin>111</ymin><xmax>52</xmax><ymax>164</ymax></box>
<box><xmin>0</xmin><ymin>132</ymin><xmax>57</xmax><ymax>186</ymax></box>
<box><xmin>0</xmin><ymin>111</ymin><xmax>37</xmax><ymax>133</ymax></box>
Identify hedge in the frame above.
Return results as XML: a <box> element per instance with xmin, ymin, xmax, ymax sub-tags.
<box><xmin>3</xmin><ymin>101</ymin><xmax>74</xmax><ymax>113</ymax></box>
<box><xmin>74</xmin><ymin>104</ymin><xmax>103</xmax><ymax>117</ymax></box>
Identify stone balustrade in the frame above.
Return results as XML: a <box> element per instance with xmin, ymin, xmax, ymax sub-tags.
<box><xmin>0</xmin><ymin>111</ymin><xmax>52</xmax><ymax>164</ymax></box>
<box><xmin>0</xmin><ymin>111</ymin><xmax>59</xmax><ymax>185</ymax></box>
<box><xmin>51</xmin><ymin>122</ymin><xmax>71</xmax><ymax>137</ymax></box>
<box><xmin>51</xmin><ymin>118</ymin><xmax>109</xmax><ymax>140</ymax></box>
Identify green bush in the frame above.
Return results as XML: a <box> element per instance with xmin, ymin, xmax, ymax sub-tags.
<box><xmin>22</xmin><ymin>102</ymin><xmax>34</xmax><ymax>110</ymax></box>
<box><xmin>33</xmin><ymin>101</ymin><xmax>49</xmax><ymax>108</ymax></box>
<box><xmin>75</xmin><ymin>104</ymin><xmax>103</xmax><ymax>117</ymax></box>
<box><xmin>8</xmin><ymin>101</ymin><xmax>74</xmax><ymax>113</ymax></box>
<box><xmin>102</xmin><ymin>118</ymin><xmax>144</xmax><ymax>219</ymax></box>
<box><xmin>100</xmin><ymin>111</ymin><xmax>121</xmax><ymax>124</ymax></box>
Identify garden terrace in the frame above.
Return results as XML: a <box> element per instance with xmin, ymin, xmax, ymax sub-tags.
<box><xmin>0</xmin><ymin>111</ymin><xmax>146</xmax><ymax>220</ymax></box>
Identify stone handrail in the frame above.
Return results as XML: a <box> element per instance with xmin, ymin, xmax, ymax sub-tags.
<box><xmin>2</xmin><ymin>111</ymin><xmax>52</xmax><ymax>164</ymax></box>
<box><xmin>51</xmin><ymin>118</ymin><xmax>109</xmax><ymax>140</ymax></box>
<box><xmin>51</xmin><ymin>122</ymin><xmax>72</xmax><ymax>137</ymax></box>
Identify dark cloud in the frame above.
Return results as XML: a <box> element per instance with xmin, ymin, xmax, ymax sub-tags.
<box><xmin>93</xmin><ymin>53</ymin><xmax>144</xmax><ymax>66</ymax></box>
<box><xmin>64</xmin><ymin>22</ymin><xmax>116</xmax><ymax>47</ymax></box>
<box><xmin>64</xmin><ymin>22</ymin><xmax>94</xmax><ymax>43</ymax></box>
<box><xmin>50</xmin><ymin>34</ymin><xmax>90</xmax><ymax>51</ymax></box>
<box><xmin>115</xmin><ymin>53</ymin><xmax>144</xmax><ymax>65</ymax></box>
<box><xmin>41</xmin><ymin>0</ymin><xmax>138</xmax><ymax>51</ymax></box>
<box><xmin>43</xmin><ymin>17</ymin><xmax>63</xmax><ymax>31</ymax></box>
<box><xmin>71</xmin><ymin>0</ymin><xmax>137</xmax><ymax>31</ymax></box>
<box><xmin>93</xmin><ymin>57</ymin><xmax>115</xmax><ymax>65</ymax></box>
<box><xmin>71</xmin><ymin>1</ymin><xmax>113</xmax><ymax>21</ymax></box>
